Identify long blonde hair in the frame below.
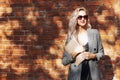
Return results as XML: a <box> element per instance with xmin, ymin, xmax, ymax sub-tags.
<box><xmin>68</xmin><ymin>7</ymin><xmax>91</xmax><ymax>38</ymax></box>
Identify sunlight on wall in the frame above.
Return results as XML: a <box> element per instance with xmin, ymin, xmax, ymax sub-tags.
<box><xmin>24</xmin><ymin>7</ymin><xmax>39</xmax><ymax>26</ymax></box>
<box><xmin>114</xmin><ymin>0</ymin><xmax>120</xmax><ymax>19</ymax></box>
<box><xmin>0</xmin><ymin>0</ymin><xmax>120</xmax><ymax>80</ymax></box>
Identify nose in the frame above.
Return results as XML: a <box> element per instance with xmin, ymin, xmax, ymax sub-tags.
<box><xmin>81</xmin><ymin>17</ymin><xmax>85</xmax><ymax>20</ymax></box>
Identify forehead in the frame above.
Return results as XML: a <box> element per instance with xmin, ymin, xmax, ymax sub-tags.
<box><xmin>78</xmin><ymin>10</ymin><xmax>86</xmax><ymax>16</ymax></box>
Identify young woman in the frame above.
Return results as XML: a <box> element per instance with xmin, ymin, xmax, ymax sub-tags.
<box><xmin>62</xmin><ymin>7</ymin><xmax>104</xmax><ymax>80</ymax></box>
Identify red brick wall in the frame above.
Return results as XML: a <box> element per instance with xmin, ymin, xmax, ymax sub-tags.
<box><xmin>0</xmin><ymin>0</ymin><xmax>120</xmax><ymax>80</ymax></box>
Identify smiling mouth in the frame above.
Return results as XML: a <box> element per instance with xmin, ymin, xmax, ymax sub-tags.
<box><xmin>81</xmin><ymin>21</ymin><xmax>85</xmax><ymax>24</ymax></box>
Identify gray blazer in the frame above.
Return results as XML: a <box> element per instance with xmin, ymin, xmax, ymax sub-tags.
<box><xmin>62</xmin><ymin>29</ymin><xmax>104</xmax><ymax>80</ymax></box>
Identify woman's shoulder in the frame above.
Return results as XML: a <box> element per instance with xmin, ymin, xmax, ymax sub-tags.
<box><xmin>87</xmin><ymin>28</ymin><xmax>99</xmax><ymax>34</ymax></box>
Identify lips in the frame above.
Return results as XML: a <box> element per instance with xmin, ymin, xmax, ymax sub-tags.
<box><xmin>80</xmin><ymin>21</ymin><xmax>85</xmax><ymax>24</ymax></box>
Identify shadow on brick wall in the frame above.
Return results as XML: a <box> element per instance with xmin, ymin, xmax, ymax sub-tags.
<box><xmin>0</xmin><ymin>0</ymin><xmax>120</xmax><ymax>80</ymax></box>
<box><xmin>99</xmin><ymin>55</ymin><xmax>114</xmax><ymax>80</ymax></box>
<box><xmin>0</xmin><ymin>1</ymin><xmax>67</xmax><ymax>80</ymax></box>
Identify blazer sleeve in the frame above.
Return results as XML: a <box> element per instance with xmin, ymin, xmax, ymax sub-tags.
<box><xmin>96</xmin><ymin>30</ymin><xmax>104</xmax><ymax>61</ymax></box>
<box><xmin>62</xmin><ymin>36</ymin><xmax>74</xmax><ymax>66</ymax></box>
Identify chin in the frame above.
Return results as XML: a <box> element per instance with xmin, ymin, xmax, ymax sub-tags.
<box><xmin>80</xmin><ymin>24</ymin><xmax>86</xmax><ymax>27</ymax></box>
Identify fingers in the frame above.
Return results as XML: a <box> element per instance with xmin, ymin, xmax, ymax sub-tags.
<box><xmin>75</xmin><ymin>52</ymin><xmax>93</xmax><ymax>60</ymax></box>
<box><xmin>80</xmin><ymin>52</ymin><xmax>96</xmax><ymax>60</ymax></box>
<box><xmin>82</xmin><ymin>52</ymin><xmax>90</xmax><ymax>60</ymax></box>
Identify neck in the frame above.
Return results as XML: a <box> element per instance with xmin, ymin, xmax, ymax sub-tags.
<box><xmin>77</xmin><ymin>26</ymin><xmax>87</xmax><ymax>33</ymax></box>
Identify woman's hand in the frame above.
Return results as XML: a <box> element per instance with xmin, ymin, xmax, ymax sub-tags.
<box><xmin>75</xmin><ymin>52</ymin><xmax>86</xmax><ymax>66</ymax></box>
<box><xmin>83</xmin><ymin>52</ymin><xmax>96</xmax><ymax>60</ymax></box>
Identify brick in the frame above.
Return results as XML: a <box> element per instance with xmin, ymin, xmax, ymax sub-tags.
<box><xmin>0</xmin><ymin>0</ymin><xmax>119</xmax><ymax>80</ymax></box>
<box><xmin>86</xmin><ymin>1</ymin><xmax>103</xmax><ymax>5</ymax></box>
<box><xmin>11</xmin><ymin>0</ymin><xmax>31</xmax><ymax>4</ymax></box>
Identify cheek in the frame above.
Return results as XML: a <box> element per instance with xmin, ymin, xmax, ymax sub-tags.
<box><xmin>77</xmin><ymin>20</ymin><xmax>81</xmax><ymax>24</ymax></box>
<box><xmin>77</xmin><ymin>20</ymin><xmax>79</xmax><ymax>24</ymax></box>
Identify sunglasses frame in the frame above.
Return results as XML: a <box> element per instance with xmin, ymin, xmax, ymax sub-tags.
<box><xmin>77</xmin><ymin>15</ymin><xmax>88</xmax><ymax>20</ymax></box>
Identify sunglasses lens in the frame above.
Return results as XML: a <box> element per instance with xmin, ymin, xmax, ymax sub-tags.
<box><xmin>78</xmin><ymin>16</ymin><xmax>82</xmax><ymax>19</ymax></box>
<box><xmin>84</xmin><ymin>15</ymin><xmax>88</xmax><ymax>19</ymax></box>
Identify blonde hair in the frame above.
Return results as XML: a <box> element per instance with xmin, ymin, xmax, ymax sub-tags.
<box><xmin>68</xmin><ymin>7</ymin><xmax>92</xmax><ymax>38</ymax></box>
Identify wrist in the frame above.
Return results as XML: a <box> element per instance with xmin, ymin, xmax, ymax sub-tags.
<box><xmin>92</xmin><ymin>54</ymin><xmax>96</xmax><ymax>59</ymax></box>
